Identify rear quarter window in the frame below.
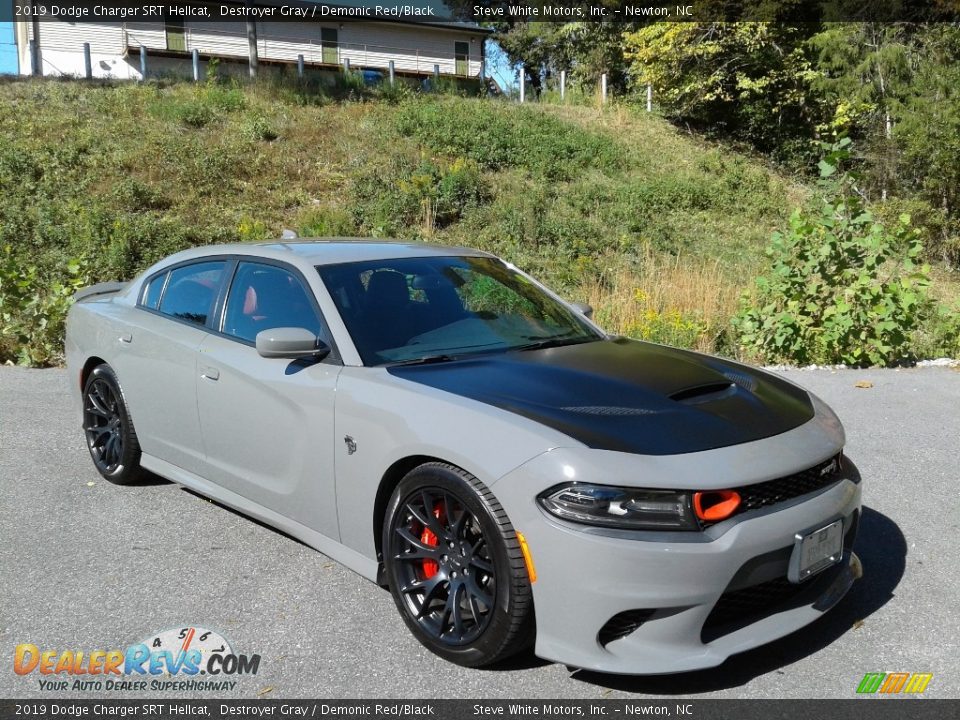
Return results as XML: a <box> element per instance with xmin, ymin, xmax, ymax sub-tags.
<box><xmin>141</xmin><ymin>272</ymin><xmax>167</xmax><ymax>310</ymax></box>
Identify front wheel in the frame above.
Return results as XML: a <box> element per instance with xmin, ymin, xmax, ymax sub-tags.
<box><xmin>82</xmin><ymin>364</ymin><xmax>145</xmax><ymax>485</ymax></box>
<box><xmin>383</xmin><ymin>463</ymin><xmax>534</xmax><ymax>667</ymax></box>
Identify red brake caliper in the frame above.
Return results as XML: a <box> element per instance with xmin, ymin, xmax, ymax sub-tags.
<box><xmin>420</xmin><ymin>502</ymin><xmax>444</xmax><ymax>579</ymax></box>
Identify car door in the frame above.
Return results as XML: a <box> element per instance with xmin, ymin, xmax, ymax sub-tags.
<box><xmin>114</xmin><ymin>259</ymin><xmax>228</xmax><ymax>474</ymax></box>
<box><xmin>195</xmin><ymin>259</ymin><xmax>342</xmax><ymax>539</ymax></box>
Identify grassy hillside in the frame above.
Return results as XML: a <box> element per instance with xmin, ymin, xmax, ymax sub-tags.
<box><xmin>0</xmin><ymin>77</ymin><xmax>953</xmax><ymax>365</ymax></box>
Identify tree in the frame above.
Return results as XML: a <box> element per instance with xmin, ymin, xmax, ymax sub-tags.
<box><xmin>490</xmin><ymin>6</ymin><xmax>637</xmax><ymax>94</ymax></box>
<box><xmin>623</xmin><ymin>22</ymin><xmax>821</xmax><ymax>162</ymax></box>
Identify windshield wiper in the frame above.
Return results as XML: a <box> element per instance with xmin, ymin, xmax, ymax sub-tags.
<box><xmin>389</xmin><ymin>354</ymin><xmax>458</xmax><ymax>367</ymax></box>
<box><xmin>513</xmin><ymin>332</ymin><xmax>594</xmax><ymax>352</ymax></box>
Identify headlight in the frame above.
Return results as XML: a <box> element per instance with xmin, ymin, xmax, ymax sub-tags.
<box><xmin>537</xmin><ymin>483</ymin><xmax>698</xmax><ymax>531</ymax></box>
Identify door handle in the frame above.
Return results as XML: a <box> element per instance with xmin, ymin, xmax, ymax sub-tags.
<box><xmin>200</xmin><ymin>366</ymin><xmax>220</xmax><ymax>381</ymax></box>
<box><xmin>119</xmin><ymin>333</ymin><xmax>132</xmax><ymax>344</ymax></box>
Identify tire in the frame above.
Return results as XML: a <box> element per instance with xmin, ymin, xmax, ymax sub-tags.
<box><xmin>383</xmin><ymin>462</ymin><xmax>534</xmax><ymax>667</ymax></box>
<box><xmin>82</xmin><ymin>364</ymin><xmax>146</xmax><ymax>485</ymax></box>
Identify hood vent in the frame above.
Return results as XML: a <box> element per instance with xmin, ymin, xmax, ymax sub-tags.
<box><xmin>560</xmin><ymin>405</ymin><xmax>658</xmax><ymax>416</ymax></box>
<box><xmin>723</xmin><ymin>369</ymin><xmax>759</xmax><ymax>392</ymax></box>
<box><xmin>670</xmin><ymin>382</ymin><xmax>736</xmax><ymax>405</ymax></box>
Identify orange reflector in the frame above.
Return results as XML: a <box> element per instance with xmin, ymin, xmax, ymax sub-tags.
<box><xmin>693</xmin><ymin>490</ymin><xmax>741</xmax><ymax>522</ymax></box>
<box><xmin>516</xmin><ymin>531</ymin><xmax>537</xmax><ymax>584</ymax></box>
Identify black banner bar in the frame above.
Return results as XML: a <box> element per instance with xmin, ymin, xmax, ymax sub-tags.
<box><xmin>4</xmin><ymin>1</ymin><xmax>960</xmax><ymax>24</ymax></box>
<box><xmin>1</xmin><ymin>700</ymin><xmax>958</xmax><ymax>720</ymax></box>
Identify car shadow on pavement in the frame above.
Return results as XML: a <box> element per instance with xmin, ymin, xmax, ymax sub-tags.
<box><xmin>568</xmin><ymin>505</ymin><xmax>906</xmax><ymax>694</ymax></box>
<box><xmin>128</xmin><ymin>469</ymin><xmax>172</xmax><ymax>486</ymax></box>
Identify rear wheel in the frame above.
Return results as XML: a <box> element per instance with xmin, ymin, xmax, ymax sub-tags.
<box><xmin>82</xmin><ymin>364</ymin><xmax>145</xmax><ymax>485</ymax></box>
<box><xmin>383</xmin><ymin>463</ymin><xmax>534</xmax><ymax>667</ymax></box>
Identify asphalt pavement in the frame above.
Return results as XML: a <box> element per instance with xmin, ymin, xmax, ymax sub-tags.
<box><xmin>0</xmin><ymin>365</ymin><xmax>957</xmax><ymax>699</ymax></box>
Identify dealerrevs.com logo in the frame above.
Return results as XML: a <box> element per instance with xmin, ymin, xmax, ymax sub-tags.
<box><xmin>13</xmin><ymin>626</ymin><xmax>260</xmax><ymax>693</ymax></box>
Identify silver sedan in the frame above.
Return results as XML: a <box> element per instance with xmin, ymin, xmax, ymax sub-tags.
<box><xmin>65</xmin><ymin>240</ymin><xmax>862</xmax><ymax>674</ymax></box>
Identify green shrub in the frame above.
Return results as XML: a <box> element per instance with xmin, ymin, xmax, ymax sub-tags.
<box><xmin>0</xmin><ymin>246</ymin><xmax>90</xmax><ymax>366</ymax></box>
<box><xmin>913</xmin><ymin>303</ymin><xmax>960</xmax><ymax>359</ymax></box>
<box><xmin>177</xmin><ymin>100</ymin><xmax>215</xmax><ymax>128</ymax></box>
<box><xmin>242</xmin><ymin>114</ymin><xmax>281</xmax><ymax>142</ymax></box>
<box><xmin>333</xmin><ymin>69</ymin><xmax>369</xmax><ymax>97</ymax></box>
<box><xmin>374</xmin><ymin>79</ymin><xmax>415</xmax><ymax>104</ymax></box>
<box><xmin>237</xmin><ymin>216</ymin><xmax>270</xmax><ymax>242</ymax></box>
<box><xmin>735</xmin><ymin>140</ymin><xmax>932</xmax><ymax>367</ymax></box>
<box><xmin>147</xmin><ymin>84</ymin><xmax>246</xmax><ymax>128</ymax></box>
<box><xmin>297</xmin><ymin>206</ymin><xmax>357</xmax><ymax>237</ymax></box>
<box><xmin>353</xmin><ymin>156</ymin><xmax>486</xmax><ymax>236</ymax></box>
<box><xmin>393</xmin><ymin>97</ymin><xmax>620</xmax><ymax>180</ymax></box>
<box><xmin>110</xmin><ymin>177</ymin><xmax>172</xmax><ymax>212</ymax></box>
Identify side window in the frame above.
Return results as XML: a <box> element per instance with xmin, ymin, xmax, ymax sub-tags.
<box><xmin>158</xmin><ymin>261</ymin><xmax>226</xmax><ymax>327</ymax></box>
<box><xmin>141</xmin><ymin>272</ymin><xmax>167</xmax><ymax>310</ymax></box>
<box><xmin>222</xmin><ymin>262</ymin><xmax>323</xmax><ymax>344</ymax></box>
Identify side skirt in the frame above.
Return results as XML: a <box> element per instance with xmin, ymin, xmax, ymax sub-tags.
<box><xmin>140</xmin><ymin>453</ymin><xmax>381</xmax><ymax>583</ymax></box>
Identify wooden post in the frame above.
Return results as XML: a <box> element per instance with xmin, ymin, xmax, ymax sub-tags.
<box><xmin>246</xmin><ymin>20</ymin><xmax>258</xmax><ymax>79</ymax></box>
<box><xmin>560</xmin><ymin>70</ymin><xmax>566</xmax><ymax>101</ymax></box>
<box><xmin>388</xmin><ymin>60</ymin><xmax>395</xmax><ymax>85</ymax></box>
<box><xmin>433</xmin><ymin>64</ymin><xmax>440</xmax><ymax>80</ymax></box>
<box><xmin>297</xmin><ymin>54</ymin><xmax>304</xmax><ymax>79</ymax></box>
<box><xmin>192</xmin><ymin>49</ymin><xmax>200</xmax><ymax>82</ymax></box>
<box><xmin>30</xmin><ymin>13</ymin><xmax>41</xmax><ymax>76</ymax></box>
<box><xmin>646</xmin><ymin>83</ymin><xmax>652</xmax><ymax>112</ymax></box>
<box><xmin>601</xmin><ymin>73</ymin><xmax>608</xmax><ymax>104</ymax></box>
<box><xmin>519</xmin><ymin>68</ymin><xmax>525</xmax><ymax>103</ymax></box>
<box><xmin>343</xmin><ymin>58</ymin><xmax>350</xmax><ymax>73</ymax></box>
<box><xmin>139</xmin><ymin>45</ymin><xmax>147</xmax><ymax>81</ymax></box>
<box><xmin>83</xmin><ymin>42</ymin><xmax>92</xmax><ymax>79</ymax></box>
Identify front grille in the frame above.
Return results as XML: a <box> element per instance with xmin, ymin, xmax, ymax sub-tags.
<box><xmin>736</xmin><ymin>455</ymin><xmax>843</xmax><ymax>513</ymax></box>
<box><xmin>701</xmin><ymin>575</ymin><xmax>811</xmax><ymax>643</ymax></box>
<box><xmin>705</xmin><ymin>577</ymin><xmax>801</xmax><ymax>629</ymax></box>
<box><xmin>598</xmin><ymin>609</ymin><xmax>655</xmax><ymax>647</ymax></box>
<box><xmin>701</xmin><ymin>560</ymin><xmax>846</xmax><ymax>643</ymax></box>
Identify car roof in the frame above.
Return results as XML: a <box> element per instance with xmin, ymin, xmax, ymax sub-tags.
<box><xmin>159</xmin><ymin>239</ymin><xmax>495</xmax><ymax>267</ymax></box>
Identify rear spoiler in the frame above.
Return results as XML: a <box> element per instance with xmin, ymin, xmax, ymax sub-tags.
<box><xmin>74</xmin><ymin>282</ymin><xmax>128</xmax><ymax>303</ymax></box>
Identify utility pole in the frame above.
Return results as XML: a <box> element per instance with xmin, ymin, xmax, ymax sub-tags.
<box><xmin>246</xmin><ymin>20</ymin><xmax>258</xmax><ymax>79</ymax></box>
<box><xmin>30</xmin><ymin>2</ymin><xmax>41</xmax><ymax>76</ymax></box>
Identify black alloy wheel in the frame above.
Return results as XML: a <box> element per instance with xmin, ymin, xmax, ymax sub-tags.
<box><xmin>384</xmin><ymin>463</ymin><xmax>534</xmax><ymax>667</ymax></box>
<box><xmin>82</xmin><ymin>364</ymin><xmax>145</xmax><ymax>485</ymax></box>
<box><xmin>392</xmin><ymin>486</ymin><xmax>497</xmax><ymax>645</ymax></box>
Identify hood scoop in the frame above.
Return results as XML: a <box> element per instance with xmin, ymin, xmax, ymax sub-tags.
<box><xmin>669</xmin><ymin>382</ymin><xmax>736</xmax><ymax>405</ymax></box>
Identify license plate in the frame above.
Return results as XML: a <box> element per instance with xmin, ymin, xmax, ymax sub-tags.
<box><xmin>789</xmin><ymin>519</ymin><xmax>843</xmax><ymax>583</ymax></box>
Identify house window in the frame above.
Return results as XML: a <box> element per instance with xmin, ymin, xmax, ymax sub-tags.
<box><xmin>321</xmin><ymin>28</ymin><xmax>338</xmax><ymax>65</ymax></box>
<box><xmin>165</xmin><ymin>18</ymin><xmax>186</xmax><ymax>52</ymax></box>
<box><xmin>455</xmin><ymin>41</ymin><xmax>469</xmax><ymax>76</ymax></box>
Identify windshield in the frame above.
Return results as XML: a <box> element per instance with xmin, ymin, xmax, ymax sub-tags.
<box><xmin>317</xmin><ymin>256</ymin><xmax>602</xmax><ymax>366</ymax></box>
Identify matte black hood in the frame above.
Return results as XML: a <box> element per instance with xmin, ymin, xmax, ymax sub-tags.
<box><xmin>388</xmin><ymin>338</ymin><xmax>814</xmax><ymax>455</ymax></box>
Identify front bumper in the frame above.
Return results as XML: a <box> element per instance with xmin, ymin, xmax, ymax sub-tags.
<box><xmin>494</xmin><ymin>449</ymin><xmax>862</xmax><ymax>674</ymax></box>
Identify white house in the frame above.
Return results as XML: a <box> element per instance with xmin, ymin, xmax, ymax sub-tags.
<box><xmin>12</xmin><ymin>1</ymin><xmax>490</xmax><ymax>82</ymax></box>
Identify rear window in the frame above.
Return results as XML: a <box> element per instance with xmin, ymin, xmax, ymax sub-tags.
<box><xmin>158</xmin><ymin>261</ymin><xmax>226</xmax><ymax>327</ymax></box>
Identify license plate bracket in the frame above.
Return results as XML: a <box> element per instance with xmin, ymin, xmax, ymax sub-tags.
<box><xmin>788</xmin><ymin>519</ymin><xmax>844</xmax><ymax>584</ymax></box>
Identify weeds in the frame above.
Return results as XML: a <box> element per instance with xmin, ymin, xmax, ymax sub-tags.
<box><xmin>0</xmin><ymin>78</ymin><xmax>956</xmax><ymax>366</ymax></box>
